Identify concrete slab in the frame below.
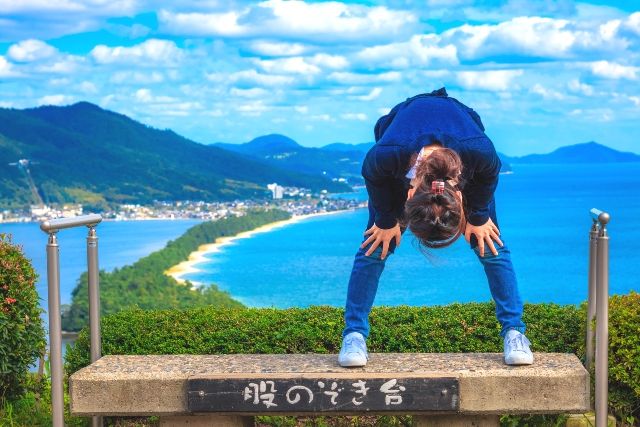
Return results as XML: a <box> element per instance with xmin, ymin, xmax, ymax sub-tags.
<box><xmin>69</xmin><ymin>353</ymin><xmax>589</xmax><ymax>416</ymax></box>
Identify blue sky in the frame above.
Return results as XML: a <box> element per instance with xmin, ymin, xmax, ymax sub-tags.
<box><xmin>0</xmin><ymin>0</ymin><xmax>638</xmax><ymax>155</ymax></box>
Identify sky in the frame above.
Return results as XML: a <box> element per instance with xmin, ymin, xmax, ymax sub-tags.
<box><xmin>0</xmin><ymin>0</ymin><xmax>638</xmax><ymax>156</ymax></box>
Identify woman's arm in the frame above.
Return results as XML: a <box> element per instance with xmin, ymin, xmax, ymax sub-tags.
<box><xmin>463</xmin><ymin>146</ymin><xmax>501</xmax><ymax>227</ymax></box>
<box><xmin>361</xmin><ymin>145</ymin><xmax>404</xmax><ymax>229</ymax></box>
<box><xmin>461</xmin><ymin>144</ymin><xmax>503</xmax><ymax>256</ymax></box>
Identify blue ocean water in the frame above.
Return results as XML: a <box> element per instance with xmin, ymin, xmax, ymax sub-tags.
<box><xmin>183</xmin><ymin>163</ymin><xmax>640</xmax><ymax>308</ymax></box>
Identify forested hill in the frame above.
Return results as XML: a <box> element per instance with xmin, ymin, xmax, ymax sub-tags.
<box><xmin>0</xmin><ymin>102</ymin><xmax>349</xmax><ymax>209</ymax></box>
<box><xmin>214</xmin><ymin>134</ymin><xmax>369</xmax><ymax>185</ymax></box>
<box><xmin>62</xmin><ymin>208</ymin><xmax>291</xmax><ymax>332</ymax></box>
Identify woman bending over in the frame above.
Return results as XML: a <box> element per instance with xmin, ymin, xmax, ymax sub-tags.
<box><xmin>338</xmin><ymin>87</ymin><xmax>533</xmax><ymax>367</ymax></box>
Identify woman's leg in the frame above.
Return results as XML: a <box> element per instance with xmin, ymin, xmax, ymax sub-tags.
<box><xmin>343</xmin><ymin>201</ymin><xmax>402</xmax><ymax>339</ymax></box>
<box><xmin>472</xmin><ymin>198</ymin><xmax>526</xmax><ymax>337</ymax></box>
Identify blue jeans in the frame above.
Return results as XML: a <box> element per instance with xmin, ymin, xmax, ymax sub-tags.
<box><xmin>343</xmin><ymin>198</ymin><xmax>526</xmax><ymax>339</ymax></box>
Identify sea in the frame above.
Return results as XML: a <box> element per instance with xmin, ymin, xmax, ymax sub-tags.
<box><xmin>3</xmin><ymin>163</ymin><xmax>639</xmax><ymax>323</ymax></box>
<box><xmin>181</xmin><ymin>162</ymin><xmax>640</xmax><ymax>307</ymax></box>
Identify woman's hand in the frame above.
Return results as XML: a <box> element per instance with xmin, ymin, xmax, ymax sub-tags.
<box><xmin>464</xmin><ymin>218</ymin><xmax>503</xmax><ymax>257</ymax></box>
<box><xmin>361</xmin><ymin>223</ymin><xmax>402</xmax><ymax>260</ymax></box>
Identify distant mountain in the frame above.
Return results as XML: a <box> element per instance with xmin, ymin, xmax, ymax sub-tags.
<box><xmin>0</xmin><ymin>103</ymin><xmax>349</xmax><ymax>209</ymax></box>
<box><xmin>214</xmin><ymin>135</ymin><xmax>367</xmax><ymax>184</ymax></box>
<box><xmin>217</xmin><ymin>134</ymin><xmax>302</xmax><ymax>157</ymax></box>
<box><xmin>215</xmin><ymin>136</ymin><xmax>523</xmax><ymax>180</ymax></box>
<box><xmin>500</xmin><ymin>142</ymin><xmax>640</xmax><ymax>164</ymax></box>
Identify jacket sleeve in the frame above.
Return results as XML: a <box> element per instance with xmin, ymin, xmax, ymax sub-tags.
<box><xmin>464</xmin><ymin>148</ymin><xmax>501</xmax><ymax>226</ymax></box>
<box><xmin>361</xmin><ymin>145</ymin><xmax>403</xmax><ymax>229</ymax></box>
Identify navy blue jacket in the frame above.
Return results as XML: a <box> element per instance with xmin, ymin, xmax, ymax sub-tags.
<box><xmin>362</xmin><ymin>88</ymin><xmax>501</xmax><ymax>229</ymax></box>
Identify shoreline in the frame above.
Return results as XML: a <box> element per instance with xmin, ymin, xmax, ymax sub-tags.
<box><xmin>164</xmin><ymin>209</ymin><xmax>354</xmax><ymax>285</ymax></box>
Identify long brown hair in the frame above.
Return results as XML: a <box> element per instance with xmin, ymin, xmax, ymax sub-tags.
<box><xmin>400</xmin><ymin>148</ymin><xmax>465</xmax><ymax>249</ymax></box>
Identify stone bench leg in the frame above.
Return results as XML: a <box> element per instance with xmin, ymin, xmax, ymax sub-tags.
<box><xmin>414</xmin><ymin>414</ymin><xmax>500</xmax><ymax>427</ymax></box>
<box><xmin>160</xmin><ymin>415</ymin><xmax>254</xmax><ymax>426</ymax></box>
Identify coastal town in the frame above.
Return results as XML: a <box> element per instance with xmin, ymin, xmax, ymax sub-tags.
<box><xmin>0</xmin><ymin>183</ymin><xmax>366</xmax><ymax>224</ymax></box>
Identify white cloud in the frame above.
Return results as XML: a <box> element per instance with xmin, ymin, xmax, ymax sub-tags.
<box><xmin>569</xmin><ymin>107</ymin><xmax>614</xmax><ymax>122</ymax></box>
<box><xmin>308</xmin><ymin>54</ymin><xmax>349</xmax><ymax>69</ymax></box>
<box><xmin>354</xmin><ymin>87</ymin><xmax>383</xmax><ymax>101</ymax></box>
<box><xmin>294</xmin><ymin>105</ymin><xmax>308</xmax><ymax>114</ymax></box>
<box><xmin>0</xmin><ymin>56</ymin><xmax>16</xmax><ymax>77</ymax></box>
<box><xmin>110</xmin><ymin>71</ymin><xmax>165</xmax><ymax>84</ymax></box>
<box><xmin>341</xmin><ymin>113</ymin><xmax>368</xmax><ymax>121</ymax></box>
<box><xmin>456</xmin><ymin>69</ymin><xmax>523</xmax><ymax>91</ymax></box>
<box><xmin>625</xmin><ymin>12</ymin><xmax>640</xmax><ymax>36</ymax></box>
<box><xmin>567</xmin><ymin>79</ymin><xmax>594</xmax><ymax>96</ymax></box>
<box><xmin>91</xmin><ymin>39</ymin><xmax>183</xmax><ymax>65</ymax></box>
<box><xmin>589</xmin><ymin>61</ymin><xmax>638</xmax><ymax>80</ymax></box>
<box><xmin>36</xmin><ymin>57</ymin><xmax>82</xmax><ymax>74</ymax></box>
<box><xmin>254</xmin><ymin>57</ymin><xmax>321</xmax><ymax>75</ymax></box>
<box><xmin>248</xmin><ymin>41</ymin><xmax>308</xmax><ymax>57</ymax></box>
<box><xmin>37</xmin><ymin>94</ymin><xmax>73</xmax><ymax>106</ymax></box>
<box><xmin>311</xmin><ymin>114</ymin><xmax>333</xmax><ymax>121</ymax></box>
<box><xmin>135</xmin><ymin>88</ymin><xmax>153</xmax><ymax>102</ymax></box>
<box><xmin>134</xmin><ymin>88</ymin><xmax>177</xmax><ymax>103</ymax></box>
<box><xmin>236</xmin><ymin>101</ymin><xmax>269</xmax><ymax>116</ymax></box>
<box><xmin>207</xmin><ymin>69</ymin><xmax>295</xmax><ymax>87</ymax></box>
<box><xmin>0</xmin><ymin>0</ymin><xmax>136</xmax><ymax>14</ymax></box>
<box><xmin>79</xmin><ymin>81</ymin><xmax>98</xmax><ymax>94</ymax></box>
<box><xmin>204</xmin><ymin>109</ymin><xmax>225</xmax><ymax>117</ymax></box>
<box><xmin>529</xmin><ymin>83</ymin><xmax>565</xmax><ymax>100</ymax></box>
<box><xmin>49</xmin><ymin>78</ymin><xmax>71</xmax><ymax>86</ymax></box>
<box><xmin>230</xmin><ymin>87</ymin><xmax>269</xmax><ymax>98</ymax></box>
<box><xmin>7</xmin><ymin>39</ymin><xmax>57</xmax><ymax>62</ymax></box>
<box><xmin>0</xmin><ymin>0</ymin><xmax>138</xmax><ymax>40</ymax></box>
<box><xmin>443</xmin><ymin>16</ymin><xmax>628</xmax><ymax>61</ymax></box>
<box><xmin>328</xmin><ymin>71</ymin><xmax>402</xmax><ymax>85</ymax></box>
<box><xmin>357</xmin><ymin>35</ymin><xmax>458</xmax><ymax>69</ymax></box>
<box><xmin>158</xmin><ymin>1</ymin><xmax>417</xmax><ymax>42</ymax></box>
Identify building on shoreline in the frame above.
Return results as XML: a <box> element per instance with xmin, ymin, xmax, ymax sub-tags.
<box><xmin>1</xmin><ymin>191</ymin><xmax>365</xmax><ymax>224</ymax></box>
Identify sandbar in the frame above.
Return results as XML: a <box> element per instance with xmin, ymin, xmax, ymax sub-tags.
<box><xmin>164</xmin><ymin>209</ymin><xmax>353</xmax><ymax>286</ymax></box>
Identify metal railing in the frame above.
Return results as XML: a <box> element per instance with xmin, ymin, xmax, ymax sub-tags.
<box><xmin>585</xmin><ymin>208</ymin><xmax>610</xmax><ymax>427</ymax></box>
<box><xmin>39</xmin><ymin>210</ymin><xmax>610</xmax><ymax>426</ymax></box>
<box><xmin>41</xmin><ymin>214</ymin><xmax>103</xmax><ymax>427</ymax></box>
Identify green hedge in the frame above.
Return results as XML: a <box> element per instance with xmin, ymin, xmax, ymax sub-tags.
<box><xmin>66</xmin><ymin>302</ymin><xmax>582</xmax><ymax>369</ymax></box>
<box><xmin>0</xmin><ymin>234</ymin><xmax>46</xmax><ymax>400</ymax></box>
<box><xmin>65</xmin><ymin>294</ymin><xmax>640</xmax><ymax>423</ymax></box>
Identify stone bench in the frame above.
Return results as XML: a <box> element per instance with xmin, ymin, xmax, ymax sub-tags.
<box><xmin>70</xmin><ymin>353</ymin><xmax>589</xmax><ymax>426</ymax></box>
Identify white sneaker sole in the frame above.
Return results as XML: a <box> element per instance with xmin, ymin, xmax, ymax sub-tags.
<box><xmin>505</xmin><ymin>352</ymin><xmax>534</xmax><ymax>365</ymax></box>
<box><xmin>338</xmin><ymin>355</ymin><xmax>368</xmax><ymax>367</ymax></box>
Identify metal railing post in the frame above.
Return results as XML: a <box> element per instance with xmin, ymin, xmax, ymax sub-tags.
<box><xmin>46</xmin><ymin>232</ymin><xmax>64</xmax><ymax>427</ymax></box>
<box><xmin>87</xmin><ymin>226</ymin><xmax>103</xmax><ymax>427</ymax></box>
<box><xmin>594</xmin><ymin>211</ymin><xmax>610</xmax><ymax>427</ymax></box>
<box><xmin>41</xmin><ymin>214</ymin><xmax>103</xmax><ymax>427</ymax></box>
<box><xmin>585</xmin><ymin>220</ymin><xmax>598</xmax><ymax>375</ymax></box>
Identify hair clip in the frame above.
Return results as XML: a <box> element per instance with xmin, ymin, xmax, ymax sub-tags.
<box><xmin>431</xmin><ymin>180</ymin><xmax>445</xmax><ymax>195</ymax></box>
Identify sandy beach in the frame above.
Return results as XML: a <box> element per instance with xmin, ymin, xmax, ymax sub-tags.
<box><xmin>164</xmin><ymin>209</ymin><xmax>353</xmax><ymax>285</ymax></box>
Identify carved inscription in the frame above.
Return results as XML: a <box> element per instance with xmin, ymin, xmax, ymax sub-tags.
<box><xmin>188</xmin><ymin>377</ymin><xmax>458</xmax><ymax>412</ymax></box>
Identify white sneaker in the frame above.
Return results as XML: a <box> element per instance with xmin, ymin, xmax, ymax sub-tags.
<box><xmin>504</xmin><ymin>329</ymin><xmax>534</xmax><ymax>365</ymax></box>
<box><xmin>338</xmin><ymin>332</ymin><xmax>368</xmax><ymax>367</ymax></box>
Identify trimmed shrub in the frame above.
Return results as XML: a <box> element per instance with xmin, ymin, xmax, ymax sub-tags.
<box><xmin>0</xmin><ymin>234</ymin><xmax>46</xmax><ymax>400</ymax></box>
<box><xmin>605</xmin><ymin>292</ymin><xmax>640</xmax><ymax>422</ymax></box>
<box><xmin>65</xmin><ymin>302</ymin><xmax>583</xmax><ymax>372</ymax></box>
